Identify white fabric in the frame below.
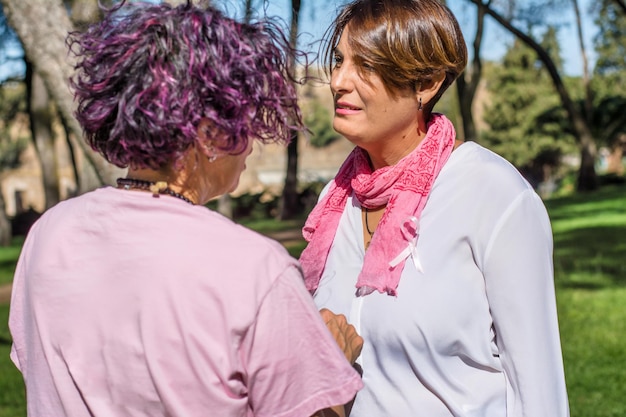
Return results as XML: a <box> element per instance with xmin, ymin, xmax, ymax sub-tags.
<box><xmin>313</xmin><ymin>142</ymin><xmax>569</xmax><ymax>417</ymax></box>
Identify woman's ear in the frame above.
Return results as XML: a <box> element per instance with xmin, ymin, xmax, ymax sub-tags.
<box><xmin>416</xmin><ymin>70</ymin><xmax>446</xmax><ymax>108</ymax></box>
<box><xmin>197</xmin><ymin>117</ymin><xmax>212</xmax><ymax>141</ymax></box>
<box><xmin>196</xmin><ymin>118</ymin><xmax>218</xmax><ymax>162</ymax></box>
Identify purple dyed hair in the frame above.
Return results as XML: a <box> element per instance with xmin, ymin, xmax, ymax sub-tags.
<box><xmin>67</xmin><ymin>1</ymin><xmax>306</xmax><ymax>170</ymax></box>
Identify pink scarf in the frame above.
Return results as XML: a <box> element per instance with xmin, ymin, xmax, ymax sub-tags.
<box><xmin>299</xmin><ymin>113</ymin><xmax>456</xmax><ymax>296</ymax></box>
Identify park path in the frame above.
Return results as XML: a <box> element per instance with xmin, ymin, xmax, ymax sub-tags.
<box><xmin>264</xmin><ymin>228</ymin><xmax>304</xmax><ymax>246</ymax></box>
<box><xmin>0</xmin><ymin>228</ymin><xmax>304</xmax><ymax>305</ymax></box>
<box><xmin>0</xmin><ymin>283</ymin><xmax>11</xmax><ymax>304</ymax></box>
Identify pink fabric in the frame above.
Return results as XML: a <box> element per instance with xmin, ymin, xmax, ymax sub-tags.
<box><xmin>300</xmin><ymin>113</ymin><xmax>456</xmax><ymax>296</ymax></box>
<box><xmin>9</xmin><ymin>187</ymin><xmax>362</xmax><ymax>417</ymax></box>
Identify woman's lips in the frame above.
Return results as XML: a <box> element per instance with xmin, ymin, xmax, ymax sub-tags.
<box><xmin>335</xmin><ymin>101</ymin><xmax>361</xmax><ymax>115</ymax></box>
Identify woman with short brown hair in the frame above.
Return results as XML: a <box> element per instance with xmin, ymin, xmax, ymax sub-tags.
<box><xmin>300</xmin><ymin>0</ymin><xmax>569</xmax><ymax>415</ymax></box>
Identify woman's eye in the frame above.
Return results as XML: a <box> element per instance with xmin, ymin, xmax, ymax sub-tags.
<box><xmin>333</xmin><ymin>54</ymin><xmax>343</xmax><ymax>67</ymax></box>
<box><xmin>361</xmin><ymin>62</ymin><xmax>375</xmax><ymax>72</ymax></box>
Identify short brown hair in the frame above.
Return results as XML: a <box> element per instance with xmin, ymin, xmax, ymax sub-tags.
<box><xmin>324</xmin><ymin>0</ymin><xmax>467</xmax><ymax>115</ymax></box>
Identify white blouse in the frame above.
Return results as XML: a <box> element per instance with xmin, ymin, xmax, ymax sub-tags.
<box><xmin>313</xmin><ymin>142</ymin><xmax>570</xmax><ymax>417</ymax></box>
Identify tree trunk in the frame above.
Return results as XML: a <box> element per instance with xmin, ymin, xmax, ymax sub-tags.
<box><xmin>280</xmin><ymin>130</ymin><xmax>300</xmax><ymax>219</ymax></box>
<box><xmin>244</xmin><ymin>0</ymin><xmax>254</xmax><ymax>23</ymax></box>
<box><xmin>0</xmin><ymin>0</ymin><xmax>123</xmax><ymax>187</ymax></box>
<box><xmin>68</xmin><ymin>0</ymin><xmax>103</xmax><ymax>30</ymax></box>
<box><xmin>58</xmin><ymin>111</ymin><xmax>81</xmax><ymax>195</ymax></box>
<box><xmin>468</xmin><ymin>0</ymin><xmax>598</xmax><ymax>191</ymax></box>
<box><xmin>0</xmin><ymin>185</ymin><xmax>12</xmax><ymax>246</ymax></box>
<box><xmin>26</xmin><ymin>61</ymin><xmax>61</xmax><ymax>210</ymax></box>
<box><xmin>455</xmin><ymin>2</ymin><xmax>486</xmax><ymax>142</ymax></box>
<box><xmin>572</xmin><ymin>0</ymin><xmax>593</xmax><ymax>121</ymax></box>
<box><xmin>279</xmin><ymin>0</ymin><xmax>302</xmax><ymax>220</ymax></box>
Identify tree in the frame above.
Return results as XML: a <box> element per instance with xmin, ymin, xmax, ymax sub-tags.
<box><xmin>572</xmin><ymin>0</ymin><xmax>593</xmax><ymax>122</ymax></box>
<box><xmin>26</xmin><ymin>61</ymin><xmax>61</xmax><ymax>209</ymax></box>
<box><xmin>214</xmin><ymin>0</ymin><xmax>262</xmax><ymax>219</ymax></box>
<box><xmin>1</xmin><ymin>2</ymin><xmax>86</xmax><ymax>213</ymax></box>
<box><xmin>0</xmin><ymin>4</ymin><xmax>23</xmax><ymax>244</ymax></box>
<box><xmin>481</xmin><ymin>31</ymin><xmax>576</xmax><ymax>193</ymax></box>
<box><xmin>591</xmin><ymin>0</ymin><xmax>626</xmax><ymax>174</ymax></box>
<box><xmin>452</xmin><ymin>0</ymin><xmax>487</xmax><ymax>142</ymax></box>
<box><xmin>594</xmin><ymin>0</ymin><xmax>626</xmax><ymax>85</ymax></box>
<box><xmin>611</xmin><ymin>0</ymin><xmax>626</xmax><ymax>14</ymax></box>
<box><xmin>467</xmin><ymin>0</ymin><xmax>600</xmax><ymax>191</ymax></box>
<box><xmin>27</xmin><ymin>0</ymin><xmax>104</xmax><ymax>208</ymax></box>
<box><xmin>67</xmin><ymin>0</ymin><xmax>103</xmax><ymax>30</ymax></box>
<box><xmin>278</xmin><ymin>0</ymin><xmax>303</xmax><ymax>220</ymax></box>
<box><xmin>303</xmin><ymin>96</ymin><xmax>340</xmax><ymax>148</ymax></box>
<box><xmin>2</xmin><ymin>0</ymin><xmax>107</xmax><ymax>211</ymax></box>
<box><xmin>0</xmin><ymin>0</ymin><xmax>123</xmax><ymax>186</ymax></box>
<box><xmin>0</xmin><ymin>82</ymin><xmax>28</xmax><ymax>245</ymax></box>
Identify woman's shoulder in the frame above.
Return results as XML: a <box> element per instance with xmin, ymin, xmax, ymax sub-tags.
<box><xmin>445</xmin><ymin>141</ymin><xmax>533</xmax><ymax>192</ymax></box>
<box><xmin>186</xmin><ymin>207</ymin><xmax>293</xmax><ymax>256</ymax></box>
<box><xmin>188</xmin><ymin>211</ymin><xmax>303</xmax><ymax>296</ymax></box>
<box><xmin>451</xmin><ymin>141</ymin><xmax>517</xmax><ymax>169</ymax></box>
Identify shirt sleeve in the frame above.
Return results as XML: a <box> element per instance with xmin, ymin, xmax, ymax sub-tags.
<box><xmin>482</xmin><ymin>189</ymin><xmax>570</xmax><ymax>417</ymax></box>
<box><xmin>242</xmin><ymin>264</ymin><xmax>363</xmax><ymax>417</ymax></box>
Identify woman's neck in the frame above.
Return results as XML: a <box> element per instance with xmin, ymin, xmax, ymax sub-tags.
<box><xmin>125</xmin><ymin>166</ymin><xmax>200</xmax><ymax>205</ymax></box>
<box><xmin>366</xmin><ymin>130</ymin><xmax>427</xmax><ymax>170</ymax></box>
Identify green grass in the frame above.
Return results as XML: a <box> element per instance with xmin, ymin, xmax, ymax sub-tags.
<box><xmin>557</xmin><ymin>288</ymin><xmax>626</xmax><ymax>416</ymax></box>
<box><xmin>0</xmin><ymin>304</ymin><xmax>25</xmax><ymax>417</ymax></box>
<box><xmin>239</xmin><ymin>216</ymin><xmax>307</xmax><ymax>258</ymax></box>
<box><xmin>0</xmin><ymin>237</ymin><xmax>23</xmax><ymax>286</ymax></box>
<box><xmin>545</xmin><ymin>184</ymin><xmax>626</xmax><ymax>417</ymax></box>
<box><xmin>547</xmin><ymin>186</ymin><xmax>626</xmax><ymax>290</ymax></box>
<box><xmin>238</xmin><ymin>216</ymin><xmax>305</xmax><ymax>234</ymax></box>
<box><xmin>1</xmin><ymin>185</ymin><xmax>625</xmax><ymax>416</ymax></box>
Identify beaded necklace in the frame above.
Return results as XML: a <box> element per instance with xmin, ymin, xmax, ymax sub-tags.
<box><xmin>116</xmin><ymin>178</ymin><xmax>195</xmax><ymax>205</ymax></box>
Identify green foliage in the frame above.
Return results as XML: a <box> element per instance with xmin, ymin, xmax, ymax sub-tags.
<box><xmin>481</xmin><ymin>33</ymin><xmax>576</xmax><ymax>178</ymax></box>
<box><xmin>303</xmin><ymin>98</ymin><xmax>340</xmax><ymax>148</ymax></box>
<box><xmin>541</xmin><ymin>26</ymin><xmax>564</xmax><ymax>74</ymax></box>
<box><xmin>584</xmin><ymin>91</ymin><xmax>626</xmax><ymax>148</ymax></box>
<box><xmin>593</xmin><ymin>0</ymin><xmax>626</xmax><ymax>83</ymax></box>
<box><xmin>434</xmin><ymin>87</ymin><xmax>462</xmax><ymax>131</ymax></box>
<box><xmin>0</xmin><ymin>83</ymin><xmax>25</xmax><ymax>120</ymax></box>
<box><xmin>589</xmin><ymin>1</ymin><xmax>626</xmax><ymax>148</ymax></box>
<box><xmin>0</xmin><ymin>137</ymin><xmax>27</xmax><ymax>171</ymax></box>
<box><xmin>0</xmin><ymin>83</ymin><xmax>28</xmax><ymax>171</ymax></box>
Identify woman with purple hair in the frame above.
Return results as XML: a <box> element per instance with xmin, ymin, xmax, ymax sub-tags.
<box><xmin>8</xmin><ymin>2</ymin><xmax>362</xmax><ymax>416</ymax></box>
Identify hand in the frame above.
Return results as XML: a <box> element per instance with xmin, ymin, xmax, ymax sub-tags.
<box><xmin>319</xmin><ymin>308</ymin><xmax>363</xmax><ymax>365</ymax></box>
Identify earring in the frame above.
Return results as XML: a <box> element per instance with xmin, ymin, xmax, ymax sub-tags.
<box><xmin>418</xmin><ymin>97</ymin><xmax>423</xmax><ymax>111</ymax></box>
<box><xmin>206</xmin><ymin>145</ymin><xmax>217</xmax><ymax>163</ymax></box>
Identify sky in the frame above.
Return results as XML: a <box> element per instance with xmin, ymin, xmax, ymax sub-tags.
<box><xmin>0</xmin><ymin>0</ymin><xmax>599</xmax><ymax>81</ymax></box>
<box><xmin>224</xmin><ymin>0</ymin><xmax>599</xmax><ymax>77</ymax></box>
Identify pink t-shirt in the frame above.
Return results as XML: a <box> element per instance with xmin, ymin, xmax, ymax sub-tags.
<box><xmin>9</xmin><ymin>187</ymin><xmax>362</xmax><ymax>417</ymax></box>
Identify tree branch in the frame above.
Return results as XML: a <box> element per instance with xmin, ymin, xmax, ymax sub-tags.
<box><xmin>613</xmin><ymin>0</ymin><xmax>626</xmax><ymax>15</ymax></box>
<box><xmin>467</xmin><ymin>1</ymin><xmax>582</xmax><ymax>135</ymax></box>
<box><xmin>467</xmin><ymin>0</ymin><xmax>598</xmax><ymax>190</ymax></box>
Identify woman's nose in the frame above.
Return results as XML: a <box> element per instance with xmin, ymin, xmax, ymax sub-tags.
<box><xmin>330</xmin><ymin>63</ymin><xmax>354</xmax><ymax>95</ymax></box>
